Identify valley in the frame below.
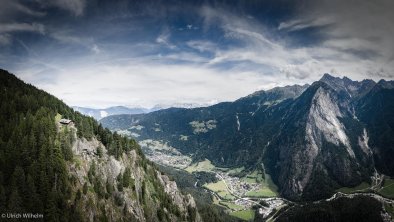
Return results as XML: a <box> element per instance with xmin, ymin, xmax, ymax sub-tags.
<box><xmin>137</xmin><ymin>138</ymin><xmax>283</xmax><ymax>221</ymax></box>
<box><xmin>101</xmin><ymin>74</ymin><xmax>394</xmax><ymax>221</ymax></box>
<box><xmin>133</xmin><ymin>137</ymin><xmax>394</xmax><ymax>221</ymax></box>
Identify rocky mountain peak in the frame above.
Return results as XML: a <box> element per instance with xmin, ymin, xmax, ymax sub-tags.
<box><xmin>320</xmin><ymin>73</ymin><xmax>338</xmax><ymax>81</ymax></box>
<box><xmin>377</xmin><ymin>79</ymin><xmax>394</xmax><ymax>89</ymax></box>
<box><xmin>319</xmin><ymin>74</ymin><xmax>376</xmax><ymax>98</ymax></box>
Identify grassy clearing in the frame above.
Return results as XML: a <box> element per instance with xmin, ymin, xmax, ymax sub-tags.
<box><xmin>219</xmin><ymin>201</ymin><xmax>244</xmax><ymax>211</ymax></box>
<box><xmin>242</xmin><ymin>171</ymin><xmax>278</xmax><ymax>197</ymax></box>
<box><xmin>185</xmin><ymin>159</ymin><xmax>215</xmax><ymax>173</ymax></box>
<box><xmin>241</xmin><ymin>170</ymin><xmax>262</xmax><ymax>183</ymax></box>
<box><xmin>337</xmin><ymin>182</ymin><xmax>370</xmax><ymax>193</ymax></box>
<box><xmin>212</xmin><ymin>195</ymin><xmax>220</xmax><ymax>205</ymax></box>
<box><xmin>217</xmin><ymin>191</ymin><xmax>236</xmax><ymax>200</ymax></box>
<box><xmin>264</xmin><ymin>174</ymin><xmax>279</xmax><ymax>195</ymax></box>
<box><xmin>204</xmin><ymin>180</ymin><xmax>235</xmax><ymax>200</ymax></box>
<box><xmin>246</xmin><ymin>188</ymin><xmax>277</xmax><ymax>197</ymax></box>
<box><xmin>204</xmin><ymin>180</ymin><xmax>227</xmax><ymax>191</ymax></box>
<box><xmin>215</xmin><ymin>167</ymin><xmax>229</xmax><ymax>172</ymax></box>
<box><xmin>228</xmin><ymin>167</ymin><xmax>245</xmax><ymax>175</ymax></box>
<box><xmin>379</xmin><ymin>178</ymin><xmax>394</xmax><ymax>198</ymax></box>
<box><xmin>229</xmin><ymin>210</ymin><xmax>255</xmax><ymax>221</ymax></box>
<box><xmin>55</xmin><ymin>113</ymin><xmax>62</xmax><ymax>122</ymax></box>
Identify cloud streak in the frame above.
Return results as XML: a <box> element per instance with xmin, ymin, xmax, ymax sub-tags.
<box><xmin>43</xmin><ymin>0</ymin><xmax>87</xmax><ymax>16</ymax></box>
<box><xmin>0</xmin><ymin>23</ymin><xmax>45</xmax><ymax>34</ymax></box>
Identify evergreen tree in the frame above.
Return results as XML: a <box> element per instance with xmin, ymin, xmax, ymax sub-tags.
<box><xmin>46</xmin><ymin>187</ymin><xmax>59</xmax><ymax>222</ymax></box>
<box><xmin>106</xmin><ymin>179</ymin><xmax>113</xmax><ymax>195</ymax></box>
<box><xmin>83</xmin><ymin>182</ymin><xmax>88</xmax><ymax>195</ymax></box>
<box><xmin>0</xmin><ymin>185</ymin><xmax>6</xmax><ymax>211</ymax></box>
<box><xmin>97</xmin><ymin>146</ymin><xmax>103</xmax><ymax>158</ymax></box>
<box><xmin>26</xmin><ymin>174</ymin><xmax>43</xmax><ymax>213</ymax></box>
<box><xmin>123</xmin><ymin>167</ymin><xmax>131</xmax><ymax>188</ymax></box>
<box><xmin>76</xmin><ymin>189</ymin><xmax>81</xmax><ymax>201</ymax></box>
<box><xmin>88</xmin><ymin>161</ymin><xmax>96</xmax><ymax>183</ymax></box>
<box><xmin>7</xmin><ymin>189</ymin><xmax>23</xmax><ymax>212</ymax></box>
<box><xmin>117</xmin><ymin>173</ymin><xmax>123</xmax><ymax>192</ymax></box>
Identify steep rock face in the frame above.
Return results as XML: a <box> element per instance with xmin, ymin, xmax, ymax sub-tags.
<box><xmin>356</xmin><ymin>81</ymin><xmax>394</xmax><ymax>176</ymax></box>
<box><xmin>68</xmin><ymin>133</ymin><xmax>201</xmax><ymax>222</ymax></box>
<box><xmin>305</xmin><ymin>87</ymin><xmax>353</xmax><ymax>160</ymax></box>
<box><xmin>270</xmin><ymin>82</ymin><xmax>374</xmax><ymax>200</ymax></box>
<box><xmin>158</xmin><ymin>173</ymin><xmax>201</xmax><ymax>222</ymax></box>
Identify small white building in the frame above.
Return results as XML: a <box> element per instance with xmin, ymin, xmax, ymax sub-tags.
<box><xmin>59</xmin><ymin>119</ymin><xmax>73</xmax><ymax>125</ymax></box>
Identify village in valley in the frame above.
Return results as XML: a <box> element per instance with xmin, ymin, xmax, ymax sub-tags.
<box><xmin>135</xmin><ymin>138</ymin><xmax>287</xmax><ymax>221</ymax></box>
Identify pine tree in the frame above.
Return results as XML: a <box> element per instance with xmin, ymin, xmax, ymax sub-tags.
<box><xmin>83</xmin><ymin>182</ymin><xmax>88</xmax><ymax>195</ymax></box>
<box><xmin>10</xmin><ymin>166</ymin><xmax>27</xmax><ymax>203</ymax></box>
<box><xmin>26</xmin><ymin>174</ymin><xmax>43</xmax><ymax>213</ymax></box>
<box><xmin>123</xmin><ymin>167</ymin><xmax>131</xmax><ymax>188</ymax></box>
<box><xmin>117</xmin><ymin>173</ymin><xmax>123</xmax><ymax>192</ymax></box>
<box><xmin>46</xmin><ymin>186</ymin><xmax>59</xmax><ymax>222</ymax></box>
<box><xmin>0</xmin><ymin>185</ymin><xmax>6</xmax><ymax>211</ymax></box>
<box><xmin>76</xmin><ymin>189</ymin><xmax>81</xmax><ymax>201</ymax></box>
<box><xmin>97</xmin><ymin>146</ymin><xmax>103</xmax><ymax>158</ymax></box>
<box><xmin>106</xmin><ymin>179</ymin><xmax>113</xmax><ymax>195</ymax></box>
<box><xmin>88</xmin><ymin>161</ymin><xmax>96</xmax><ymax>184</ymax></box>
<box><xmin>8</xmin><ymin>189</ymin><xmax>23</xmax><ymax>212</ymax></box>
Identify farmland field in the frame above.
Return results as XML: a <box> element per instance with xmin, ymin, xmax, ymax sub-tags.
<box><xmin>379</xmin><ymin>178</ymin><xmax>394</xmax><ymax>198</ymax></box>
<box><xmin>230</xmin><ymin>209</ymin><xmax>255</xmax><ymax>221</ymax></box>
<box><xmin>185</xmin><ymin>159</ymin><xmax>215</xmax><ymax>173</ymax></box>
<box><xmin>337</xmin><ymin>182</ymin><xmax>370</xmax><ymax>194</ymax></box>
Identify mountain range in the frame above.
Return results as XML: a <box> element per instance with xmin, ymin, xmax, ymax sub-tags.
<box><xmin>101</xmin><ymin>74</ymin><xmax>394</xmax><ymax>201</ymax></box>
<box><xmin>72</xmin><ymin>106</ymin><xmax>150</xmax><ymax>120</ymax></box>
<box><xmin>73</xmin><ymin>103</ymin><xmax>214</xmax><ymax>120</ymax></box>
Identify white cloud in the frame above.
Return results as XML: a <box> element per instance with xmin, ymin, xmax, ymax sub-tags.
<box><xmin>14</xmin><ymin>53</ymin><xmax>290</xmax><ymax>108</ymax></box>
<box><xmin>186</xmin><ymin>40</ymin><xmax>217</xmax><ymax>53</ymax></box>
<box><xmin>156</xmin><ymin>28</ymin><xmax>176</xmax><ymax>49</ymax></box>
<box><xmin>0</xmin><ymin>0</ymin><xmax>46</xmax><ymax>21</ymax></box>
<box><xmin>278</xmin><ymin>16</ymin><xmax>335</xmax><ymax>31</ymax></box>
<box><xmin>198</xmin><ymin>5</ymin><xmax>394</xmax><ymax>83</ymax></box>
<box><xmin>0</xmin><ymin>23</ymin><xmax>45</xmax><ymax>34</ymax></box>
<box><xmin>277</xmin><ymin>0</ymin><xmax>394</xmax><ymax>79</ymax></box>
<box><xmin>50</xmin><ymin>30</ymin><xmax>101</xmax><ymax>55</ymax></box>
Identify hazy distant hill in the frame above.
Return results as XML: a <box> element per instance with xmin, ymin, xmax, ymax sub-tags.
<box><xmin>73</xmin><ymin>103</ymin><xmax>213</xmax><ymax>120</ymax></box>
<box><xmin>72</xmin><ymin>106</ymin><xmax>149</xmax><ymax>120</ymax></box>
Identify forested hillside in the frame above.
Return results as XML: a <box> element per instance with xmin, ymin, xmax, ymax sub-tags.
<box><xmin>0</xmin><ymin>69</ymin><xmax>200</xmax><ymax>221</ymax></box>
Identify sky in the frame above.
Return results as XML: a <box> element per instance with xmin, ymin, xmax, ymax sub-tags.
<box><xmin>0</xmin><ymin>0</ymin><xmax>393</xmax><ymax>108</ymax></box>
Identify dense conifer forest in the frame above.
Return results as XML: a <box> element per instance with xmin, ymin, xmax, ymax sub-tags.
<box><xmin>0</xmin><ymin>69</ymin><xmax>145</xmax><ymax>220</ymax></box>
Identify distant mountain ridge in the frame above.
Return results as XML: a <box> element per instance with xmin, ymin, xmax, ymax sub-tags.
<box><xmin>101</xmin><ymin>74</ymin><xmax>394</xmax><ymax>201</ymax></box>
<box><xmin>73</xmin><ymin>103</ymin><xmax>215</xmax><ymax>120</ymax></box>
<box><xmin>72</xmin><ymin>106</ymin><xmax>149</xmax><ymax>120</ymax></box>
